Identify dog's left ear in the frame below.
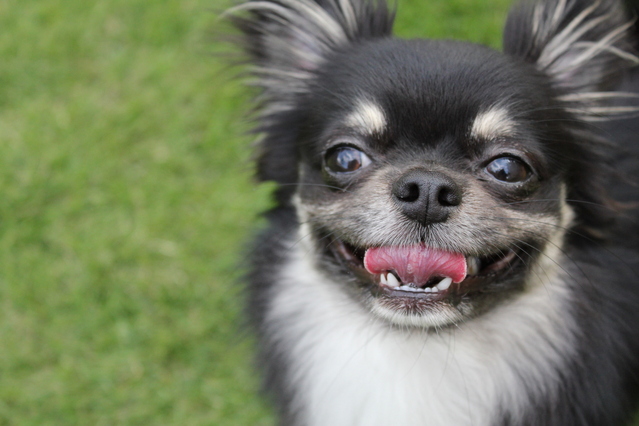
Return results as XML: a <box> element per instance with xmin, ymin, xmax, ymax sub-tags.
<box><xmin>504</xmin><ymin>0</ymin><xmax>638</xmax><ymax>120</ymax></box>
<box><xmin>504</xmin><ymin>0</ymin><xmax>638</xmax><ymax>236</ymax></box>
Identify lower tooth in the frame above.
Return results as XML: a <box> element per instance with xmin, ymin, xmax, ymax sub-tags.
<box><xmin>387</xmin><ymin>273</ymin><xmax>400</xmax><ymax>287</ymax></box>
<box><xmin>435</xmin><ymin>277</ymin><xmax>453</xmax><ymax>291</ymax></box>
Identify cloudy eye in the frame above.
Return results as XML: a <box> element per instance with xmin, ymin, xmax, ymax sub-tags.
<box><xmin>325</xmin><ymin>146</ymin><xmax>371</xmax><ymax>173</ymax></box>
<box><xmin>485</xmin><ymin>156</ymin><xmax>531</xmax><ymax>183</ymax></box>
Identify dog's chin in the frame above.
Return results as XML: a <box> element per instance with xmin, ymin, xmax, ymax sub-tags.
<box><xmin>325</xmin><ymin>236</ymin><xmax>528</xmax><ymax>328</ymax></box>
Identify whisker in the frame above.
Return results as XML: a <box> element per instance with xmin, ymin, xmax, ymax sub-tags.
<box><xmin>495</xmin><ymin>198</ymin><xmax>607</xmax><ymax>208</ymax></box>
<box><xmin>508</xmin><ymin>242</ymin><xmax>554</xmax><ymax>296</ymax></box>
<box><xmin>487</xmin><ymin>229</ymin><xmax>593</xmax><ymax>292</ymax></box>
<box><xmin>479</xmin><ymin>215</ymin><xmax>639</xmax><ymax>281</ymax></box>
<box><xmin>278</xmin><ymin>183</ymin><xmax>353</xmax><ymax>193</ymax></box>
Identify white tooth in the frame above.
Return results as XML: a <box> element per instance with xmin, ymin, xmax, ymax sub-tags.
<box><xmin>380</xmin><ymin>274</ymin><xmax>388</xmax><ymax>285</ymax></box>
<box><xmin>424</xmin><ymin>287</ymin><xmax>433</xmax><ymax>293</ymax></box>
<box><xmin>436</xmin><ymin>277</ymin><xmax>453</xmax><ymax>291</ymax></box>
<box><xmin>400</xmin><ymin>285</ymin><xmax>417</xmax><ymax>292</ymax></box>
<box><xmin>467</xmin><ymin>257</ymin><xmax>481</xmax><ymax>276</ymax></box>
<box><xmin>387</xmin><ymin>273</ymin><xmax>400</xmax><ymax>288</ymax></box>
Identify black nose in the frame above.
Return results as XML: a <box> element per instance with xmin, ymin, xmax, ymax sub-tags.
<box><xmin>392</xmin><ymin>169</ymin><xmax>462</xmax><ymax>225</ymax></box>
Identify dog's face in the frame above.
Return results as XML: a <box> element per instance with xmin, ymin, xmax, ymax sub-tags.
<box><xmin>231</xmin><ymin>0</ymin><xmax>636</xmax><ymax>328</ymax></box>
<box><xmin>295</xmin><ymin>39</ymin><xmax>574</xmax><ymax>327</ymax></box>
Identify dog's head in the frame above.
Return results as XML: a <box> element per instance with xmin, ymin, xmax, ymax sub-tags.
<box><xmin>230</xmin><ymin>0</ymin><xmax>638</xmax><ymax>327</ymax></box>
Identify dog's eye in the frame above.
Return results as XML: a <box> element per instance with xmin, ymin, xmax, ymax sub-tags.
<box><xmin>486</xmin><ymin>157</ymin><xmax>530</xmax><ymax>183</ymax></box>
<box><xmin>325</xmin><ymin>147</ymin><xmax>371</xmax><ymax>173</ymax></box>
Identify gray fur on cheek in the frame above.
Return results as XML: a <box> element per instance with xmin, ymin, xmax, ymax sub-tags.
<box><xmin>298</xmin><ymin>168</ymin><xmax>562</xmax><ymax>256</ymax></box>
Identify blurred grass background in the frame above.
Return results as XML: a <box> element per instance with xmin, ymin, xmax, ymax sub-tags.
<box><xmin>0</xmin><ymin>0</ymin><xmax>512</xmax><ymax>424</ymax></box>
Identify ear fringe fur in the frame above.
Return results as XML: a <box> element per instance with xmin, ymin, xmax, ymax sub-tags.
<box><xmin>505</xmin><ymin>0</ymin><xmax>639</xmax><ymax>121</ymax></box>
<box><xmin>226</xmin><ymin>0</ymin><xmax>394</xmax><ymax>115</ymax></box>
<box><xmin>224</xmin><ymin>0</ymin><xmax>394</xmax><ymax>185</ymax></box>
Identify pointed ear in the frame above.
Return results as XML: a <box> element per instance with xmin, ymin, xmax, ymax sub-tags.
<box><xmin>503</xmin><ymin>0</ymin><xmax>639</xmax><ymax>120</ymax></box>
<box><xmin>227</xmin><ymin>0</ymin><xmax>394</xmax><ymax>184</ymax></box>
<box><xmin>229</xmin><ymin>0</ymin><xmax>394</xmax><ymax>112</ymax></box>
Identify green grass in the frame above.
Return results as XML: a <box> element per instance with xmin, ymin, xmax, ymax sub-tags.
<box><xmin>0</xmin><ymin>0</ymin><xmax>513</xmax><ymax>424</ymax></box>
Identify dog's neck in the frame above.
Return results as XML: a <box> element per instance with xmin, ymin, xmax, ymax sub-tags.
<box><xmin>262</xmin><ymin>224</ymin><xmax>576</xmax><ymax>425</ymax></box>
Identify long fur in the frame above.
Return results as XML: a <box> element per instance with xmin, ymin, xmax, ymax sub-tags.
<box><xmin>227</xmin><ymin>0</ymin><xmax>394</xmax><ymax>187</ymax></box>
<box><xmin>227</xmin><ymin>0</ymin><xmax>639</xmax><ymax>424</ymax></box>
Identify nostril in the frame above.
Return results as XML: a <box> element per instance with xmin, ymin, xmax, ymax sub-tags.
<box><xmin>396</xmin><ymin>182</ymin><xmax>420</xmax><ymax>202</ymax></box>
<box><xmin>438</xmin><ymin>186</ymin><xmax>461</xmax><ymax>207</ymax></box>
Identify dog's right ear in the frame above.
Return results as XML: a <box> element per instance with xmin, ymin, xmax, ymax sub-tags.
<box><xmin>228</xmin><ymin>0</ymin><xmax>394</xmax><ymax>185</ymax></box>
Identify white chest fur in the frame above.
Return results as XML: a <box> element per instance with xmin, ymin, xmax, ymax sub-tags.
<box><xmin>263</xmin><ymin>240</ymin><xmax>576</xmax><ymax>426</ymax></box>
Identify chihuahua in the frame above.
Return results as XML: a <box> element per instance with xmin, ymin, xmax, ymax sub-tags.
<box><xmin>228</xmin><ymin>0</ymin><xmax>639</xmax><ymax>424</ymax></box>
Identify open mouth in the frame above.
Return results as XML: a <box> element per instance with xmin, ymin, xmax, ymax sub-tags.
<box><xmin>330</xmin><ymin>239</ymin><xmax>522</xmax><ymax>303</ymax></box>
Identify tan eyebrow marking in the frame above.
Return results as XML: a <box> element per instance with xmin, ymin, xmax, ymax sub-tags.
<box><xmin>471</xmin><ymin>106</ymin><xmax>517</xmax><ymax>140</ymax></box>
<box><xmin>345</xmin><ymin>99</ymin><xmax>387</xmax><ymax>134</ymax></box>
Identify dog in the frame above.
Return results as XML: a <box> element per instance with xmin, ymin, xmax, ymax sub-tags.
<box><xmin>227</xmin><ymin>0</ymin><xmax>639</xmax><ymax>424</ymax></box>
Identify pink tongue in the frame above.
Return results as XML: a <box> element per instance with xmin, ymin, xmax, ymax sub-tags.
<box><xmin>364</xmin><ymin>245</ymin><xmax>467</xmax><ymax>285</ymax></box>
